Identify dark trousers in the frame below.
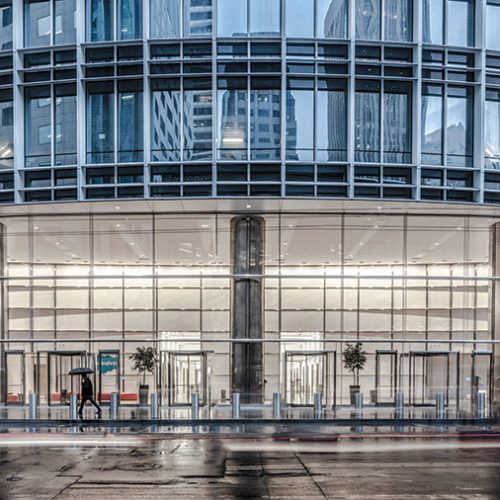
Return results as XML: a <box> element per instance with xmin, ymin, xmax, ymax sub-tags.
<box><xmin>78</xmin><ymin>396</ymin><xmax>101</xmax><ymax>414</ymax></box>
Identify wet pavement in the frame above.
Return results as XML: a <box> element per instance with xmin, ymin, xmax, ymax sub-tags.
<box><xmin>0</xmin><ymin>424</ymin><xmax>500</xmax><ymax>499</ymax></box>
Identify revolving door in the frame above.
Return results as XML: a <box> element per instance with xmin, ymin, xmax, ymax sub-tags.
<box><xmin>284</xmin><ymin>351</ymin><xmax>336</xmax><ymax>407</ymax></box>
<box><xmin>47</xmin><ymin>351</ymin><xmax>87</xmax><ymax>405</ymax></box>
<box><xmin>408</xmin><ymin>351</ymin><xmax>457</xmax><ymax>407</ymax></box>
<box><xmin>160</xmin><ymin>351</ymin><xmax>208</xmax><ymax>406</ymax></box>
<box><xmin>375</xmin><ymin>350</ymin><xmax>398</xmax><ymax>405</ymax></box>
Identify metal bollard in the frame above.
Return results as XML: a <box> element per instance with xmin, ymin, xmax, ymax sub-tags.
<box><xmin>232</xmin><ymin>392</ymin><xmax>240</xmax><ymax>419</ymax></box>
<box><xmin>395</xmin><ymin>392</ymin><xmax>404</xmax><ymax>418</ymax></box>
<box><xmin>314</xmin><ymin>392</ymin><xmax>322</xmax><ymax>420</ymax></box>
<box><xmin>69</xmin><ymin>394</ymin><xmax>78</xmax><ymax>420</ymax></box>
<box><xmin>355</xmin><ymin>392</ymin><xmax>364</xmax><ymax>410</ymax></box>
<box><xmin>29</xmin><ymin>393</ymin><xmax>37</xmax><ymax>420</ymax></box>
<box><xmin>151</xmin><ymin>392</ymin><xmax>158</xmax><ymax>420</ymax></box>
<box><xmin>272</xmin><ymin>392</ymin><xmax>281</xmax><ymax>419</ymax></box>
<box><xmin>436</xmin><ymin>392</ymin><xmax>445</xmax><ymax>418</ymax></box>
<box><xmin>191</xmin><ymin>392</ymin><xmax>200</xmax><ymax>420</ymax></box>
<box><xmin>110</xmin><ymin>392</ymin><xmax>119</xmax><ymax>420</ymax></box>
<box><xmin>477</xmin><ymin>392</ymin><xmax>486</xmax><ymax>419</ymax></box>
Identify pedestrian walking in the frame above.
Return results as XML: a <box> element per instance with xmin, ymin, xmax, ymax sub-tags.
<box><xmin>78</xmin><ymin>373</ymin><xmax>102</xmax><ymax>416</ymax></box>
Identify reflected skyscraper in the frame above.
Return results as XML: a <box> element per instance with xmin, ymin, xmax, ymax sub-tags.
<box><xmin>323</xmin><ymin>0</ymin><xmax>348</xmax><ymax>39</ymax></box>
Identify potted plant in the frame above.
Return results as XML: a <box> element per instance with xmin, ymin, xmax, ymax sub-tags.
<box><xmin>343</xmin><ymin>342</ymin><xmax>367</xmax><ymax>405</ymax></box>
<box><xmin>129</xmin><ymin>346</ymin><xmax>157</xmax><ymax>405</ymax></box>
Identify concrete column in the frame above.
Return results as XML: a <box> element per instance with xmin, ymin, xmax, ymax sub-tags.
<box><xmin>231</xmin><ymin>216</ymin><xmax>264</xmax><ymax>404</ymax></box>
<box><xmin>490</xmin><ymin>223</ymin><xmax>500</xmax><ymax>416</ymax></box>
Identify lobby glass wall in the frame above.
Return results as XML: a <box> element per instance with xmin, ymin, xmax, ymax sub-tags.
<box><xmin>0</xmin><ymin>212</ymin><xmax>495</xmax><ymax>409</ymax></box>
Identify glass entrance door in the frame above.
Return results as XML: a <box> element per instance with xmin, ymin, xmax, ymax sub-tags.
<box><xmin>48</xmin><ymin>352</ymin><xmax>86</xmax><ymax>405</ymax></box>
<box><xmin>409</xmin><ymin>352</ymin><xmax>450</xmax><ymax>406</ymax></box>
<box><xmin>375</xmin><ymin>350</ymin><xmax>398</xmax><ymax>405</ymax></box>
<box><xmin>4</xmin><ymin>351</ymin><xmax>25</xmax><ymax>405</ymax></box>
<box><xmin>97</xmin><ymin>351</ymin><xmax>120</xmax><ymax>405</ymax></box>
<box><xmin>285</xmin><ymin>351</ymin><xmax>335</xmax><ymax>406</ymax></box>
<box><xmin>471</xmin><ymin>351</ymin><xmax>493</xmax><ymax>411</ymax></box>
<box><xmin>160</xmin><ymin>352</ymin><xmax>207</xmax><ymax>406</ymax></box>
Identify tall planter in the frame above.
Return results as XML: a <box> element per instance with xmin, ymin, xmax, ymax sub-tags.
<box><xmin>349</xmin><ymin>385</ymin><xmax>361</xmax><ymax>405</ymax></box>
<box><xmin>139</xmin><ymin>384</ymin><xmax>149</xmax><ymax>405</ymax></box>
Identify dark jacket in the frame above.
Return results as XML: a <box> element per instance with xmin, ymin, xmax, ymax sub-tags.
<box><xmin>82</xmin><ymin>377</ymin><xmax>93</xmax><ymax>398</ymax></box>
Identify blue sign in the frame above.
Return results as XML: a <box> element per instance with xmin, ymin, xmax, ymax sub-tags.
<box><xmin>99</xmin><ymin>355</ymin><xmax>118</xmax><ymax>374</ymax></box>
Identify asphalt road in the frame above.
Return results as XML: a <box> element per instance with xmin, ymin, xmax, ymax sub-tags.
<box><xmin>1</xmin><ymin>427</ymin><xmax>499</xmax><ymax>499</ymax></box>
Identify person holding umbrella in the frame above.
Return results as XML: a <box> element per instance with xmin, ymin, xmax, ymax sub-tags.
<box><xmin>69</xmin><ymin>367</ymin><xmax>102</xmax><ymax>416</ymax></box>
<box><xmin>79</xmin><ymin>372</ymin><xmax>101</xmax><ymax>416</ymax></box>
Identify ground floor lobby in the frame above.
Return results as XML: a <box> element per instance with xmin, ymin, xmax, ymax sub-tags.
<box><xmin>0</xmin><ymin>199</ymin><xmax>499</xmax><ymax>412</ymax></box>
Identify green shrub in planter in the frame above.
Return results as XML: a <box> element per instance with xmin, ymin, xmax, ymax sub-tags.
<box><xmin>343</xmin><ymin>342</ymin><xmax>367</xmax><ymax>405</ymax></box>
<box><xmin>129</xmin><ymin>346</ymin><xmax>157</xmax><ymax>405</ymax></box>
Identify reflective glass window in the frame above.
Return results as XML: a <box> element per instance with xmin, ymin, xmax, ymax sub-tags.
<box><xmin>218</xmin><ymin>0</ymin><xmax>247</xmax><ymax>37</ymax></box>
<box><xmin>355</xmin><ymin>0</ymin><xmax>381</xmax><ymax>41</ymax></box>
<box><xmin>118</xmin><ymin>81</ymin><xmax>143</xmax><ymax>162</ymax></box>
<box><xmin>447</xmin><ymin>86</ymin><xmax>473</xmax><ymax>167</ymax></box>
<box><xmin>250</xmin><ymin>89</ymin><xmax>280</xmax><ymax>160</ymax></box>
<box><xmin>316</xmin><ymin>80</ymin><xmax>347</xmax><ymax>161</ymax></box>
<box><xmin>218</xmin><ymin>88</ymin><xmax>248</xmax><ymax>160</ymax></box>
<box><xmin>355</xmin><ymin>80</ymin><xmax>380</xmax><ymax>162</ymax></box>
<box><xmin>151</xmin><ymin>84</ymin><xmax>181</xmax><ymax>161</ymax></box>
<box><xmin>423</xmin><ymin>0</ymin><xmax>443</xmax><ymax>45</ymax></box>
<box><xmin>487</xmin><ymin>1</ymin><xmax>500</xmax><ymax>50</ymax></box>
<box><xmin>383</xmin><ymin>81</ymin><xmax>411</xmax><ymax>164</ymax></box>
<box><xmin>25</xmin><ymin>86</ymin><xmax>51</xmax><ymax>167</ymax></box>
<box><xmin>0</xmin><ymin>90</ymin><xmax>13</xmax><ymax>170</ymax></box>
<box><xmin>151</xmin><ymin>0</ymin><xmax>181</xmax><ymax>38</ymax></box>
<box><xmin>55</xmin><ymin>0</ymin><xmax>76</xmax><ymax>45</ymax></box>
<box><xmin>447</xmin><ymin>0</ymin><xmax>473</xmax><ymax>47</ymax></box>
<box><xmin>55</xmin><ymin>85</ymin><xmax>77</xmax><ymax>165</ymax></box>
<box><xmin>119</xmin><ymin>0</ymin><xmax>142</xmax><ymax>40</ymax></box>
<box><xmin>87</xmin><ymin>82</ymin><xmax>114</xmax><ymax>164</ymax></box>
<box><xmin>0</xmin><ymin>1</ymin><xmax>12</xmax><ymax>50</ymax></box>
<box><xmin>184</xmin><ymin>90</ymin><xmax>213</xmax><ymax>161</ymax></box>
<box><xmin>249</xmin><ymin>0</ymin><xmax>280</xmax><ymax>37</ymax></box>
<box><xmin>184</xmin><ymin>0</ymin><xmax>213</xmax><ymax>37</ymax></box>
<box><xmin>25</xmin><ymin>0</ymin><xmax>51</xmax><ymax>47</ymax></box>
<box><xmin>384</xmin><ymin>0</ymin><xmax>411</xmax><ymax>42</ymax></box>
<box><xmin>286</xmin><ymin>90</ymin><xmax>313</xmax><ymax>161</ymax></box>
<box><xmin>485</xmin><ymin>91</ymin><xmax>500</xmax><ymax>169</ymax></box>
<box><xmin>89</xmin><ymin>0</ymin><xmax>113</xmax><ymax>41</ymax></box>
<box><xmin>316</xmin><ymin>0</ymin><xmax>348</xmax><ymax>38</ymax></box>
<box><xmin>421</xmin><ymin>85</ymin><xmax>443</xmax><ymax>165</ymax></box>
<box><xmin>286</xmin><ymin>0</ymin><xmax>313</xmax><ymax>38</ymax></box>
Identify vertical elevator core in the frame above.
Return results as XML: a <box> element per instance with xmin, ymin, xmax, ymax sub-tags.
<box><xmin>231</xmin><ymin>216</ymin><xmax>264</xmax><ymax>404</ymax></box>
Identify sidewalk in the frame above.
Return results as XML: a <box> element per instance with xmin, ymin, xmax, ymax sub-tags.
<box><xmin>1</xmin><ymin>403</ymin><xmax>498</xmax><ymax>426</ymax></box>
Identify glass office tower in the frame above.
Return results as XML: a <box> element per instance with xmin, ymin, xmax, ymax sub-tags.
<box><xmin>0</xmin><ymin>0</ymin><xmax>500</xmax><ymax>414</ymax></box>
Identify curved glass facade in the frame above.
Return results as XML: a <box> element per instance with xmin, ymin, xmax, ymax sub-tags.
<box><xmin>0</xmin><ymin>0</ymin><xmax>496</xmax><ymax>204</ymax></box>
<box><xmin>1</xmin><ymin>1</ymin><xmax>500</xmax><ymax>416</ymax></box>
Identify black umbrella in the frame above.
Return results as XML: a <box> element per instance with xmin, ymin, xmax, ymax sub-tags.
<box><xmin>68</xmin><ymin>367</ymin><xmax>94</xmax><ymax>375</ymax></box>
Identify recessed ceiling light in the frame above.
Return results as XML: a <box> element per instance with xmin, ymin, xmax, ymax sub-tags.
<box><xmin>115</xmin><ymin>206</ymin><xmax>120</xmax><ymax>210</ymax></box>
<box><xmin>115</xmin><ymin>223</ymin><xmax>121</xmax><ymax>228</ymax></box>
<box><xmin>246</xmin><ymin>204</ymin><xmax>251</xmax><ymax>209</ymax></box>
